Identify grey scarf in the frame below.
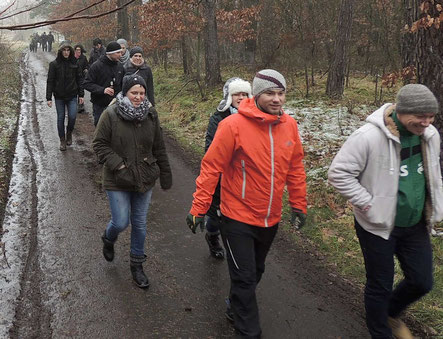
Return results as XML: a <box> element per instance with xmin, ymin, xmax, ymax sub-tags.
<box><xmin>116</xmin><ymin>92</ymin><xmax>151</xmax><ymax>122</ymax></box>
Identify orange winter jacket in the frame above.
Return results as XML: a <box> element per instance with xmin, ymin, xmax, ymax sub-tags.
<box><xmin>190</xmin><ymin>98</ymin><xmax>307</xmax><ymax>227</ymax></box>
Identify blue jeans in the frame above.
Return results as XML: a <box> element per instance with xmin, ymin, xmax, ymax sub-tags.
<box><xmin>93</xmin><ymin>104</ymin><xmax>107</xmax><ymax>126</ymax></box>
<box><xmin>105</xmin><ymin>189</ymin><xmax>153</xmax><ymax>257</ymax></box>
<box><xmin>55</xmin><ymin>97</ymin><xmax>77</xmax><ymax>138</ymax></box>
<box><xmin>355</xmin><ymin>219</ymin><xmax>433</xmax><ymax>339</ymax></box>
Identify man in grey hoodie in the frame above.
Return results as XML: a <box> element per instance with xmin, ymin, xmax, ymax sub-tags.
<box><xmin>328</xmin><ymin>84</ymin><xmax>443</xmax><ymax>339</ymax></box>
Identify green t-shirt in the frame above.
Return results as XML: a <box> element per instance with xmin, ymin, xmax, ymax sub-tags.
<box><xmin>393</xmin><ymin>112</ymin><xmax>425</xmax><ymax>227</ymax></box>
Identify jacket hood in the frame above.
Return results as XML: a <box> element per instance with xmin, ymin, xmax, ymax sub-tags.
<box><xmin>366</xmin><ymin>104</ymin><xmax>399</xmax><ymax>142</ymax></box>
<box><xmin>238</xmin><ymin>97</ymin><xmax>288</xmax><ymax>124</ymax></box>
<box><xmin>56</xmin><ymin>43</ymin><xmax>76</xmax><ymax>63</ymax></box>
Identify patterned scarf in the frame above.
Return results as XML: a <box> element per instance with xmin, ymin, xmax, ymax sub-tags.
<box><xmin>116</xmin><ymin>92</ymin><xmax>151</xmax><ymax>122</ymax></box>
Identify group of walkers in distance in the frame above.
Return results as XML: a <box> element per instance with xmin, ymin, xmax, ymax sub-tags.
<box><xmin>43</xmin><ymin>35</ymin><xmax>443</xmax><ymax>339</ymax></box>
<box><xmin>29</xmin><ymin>31</ymin><xmax>55</xmax><ymax>53</ymax></box>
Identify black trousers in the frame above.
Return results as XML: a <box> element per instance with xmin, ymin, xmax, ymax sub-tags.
<box><xmin>220</xmin><ymin>216</ymin><xmax>278</xmax><ymax>338</ymax></box>
<box><xmin>355</xmin><ymin>219</ymin><xmax>433</xmax><ymax>339</ymax></box>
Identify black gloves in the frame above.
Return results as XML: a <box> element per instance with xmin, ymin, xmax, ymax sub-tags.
<box><xmin>186</xmin><ymin>213</ymin><xmax>205</xmax><ymax>234</ymax></box>
<box><xmin>291</xmin><ymin>208</ymin><xmax>306</xmax><ymax>229</ymax></box>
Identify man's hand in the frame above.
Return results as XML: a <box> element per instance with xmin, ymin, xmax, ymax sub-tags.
<box><xmin>291</xmin><ymin>208</ymin><xmax>306</xmax><ymax>229</ymax></box>
<box><xmin>104</xmin><ymin>87</ymin><xmax>114</xmax><ymax>96</ymax></box>
<box><xmin>78</xmin><ymin>97</ymin><xmax>84</xmax><ymax>105</ymax></box>
<box><xmin>47</xmin><ymin>100</ymin><xmax>52</xmax><ymax>108</ymax></box>
<box><xmin>186</xmin><ymin>213</ymin><xmax>205</xmax><ymax>234</ymax></box>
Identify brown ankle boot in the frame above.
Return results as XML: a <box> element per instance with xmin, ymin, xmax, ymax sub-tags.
<box><xmin>66</xmin><ymin>131</ymin><xmax>72</xmax><ymax>146</ymax></box>
<box><xmin>59</xmin><ymin>137</ymin><xmax>67</xmax><ymax>151</ymax></box>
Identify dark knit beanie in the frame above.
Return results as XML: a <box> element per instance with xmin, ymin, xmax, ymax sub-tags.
<box><xmin>106</xmin><ymin>41</ymin><xmax>122</xmax><ymax>54</ymax></box>
<box><xmin>396</xmin><ymin>84</ymin><xmax>439</xmax><ymax>115</ymax></box>
<box><xmin>252</xmin><ymin>69</ymin><xmax>287</xmax><ymax>97</ymax></box>
<box><xmin>130</xmin><ymin>46</ymin><xmax>143</xmax><ymax>58</ymax></box>
<box><xmin>122</xmin><ymin>74</ymin><xmax>147</xmax><ymax>95</ymax></box>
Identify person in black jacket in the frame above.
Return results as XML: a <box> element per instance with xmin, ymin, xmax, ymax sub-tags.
<box><xmin>47</xmin><ymin>32</ymin><xmax>55</xmax><ymax>52</ymax></box>
<box><xmin>123</xmin><ymin>46</ymin><xmax>155</xmax><ymax>106</ymax></box>
<box><xmin>203</xmin><ymin>77</ymin><xmax>252</xmax><ymax>259</ymax></box>
<box><xmin>83</xmin><ymin>41</ymin><xmax>124</xmax><ymax>126</ymax></box>
<box><xmin>74</xmin><ymin>44</ymin><xmax>89</xmax><ymax>113</ymax></box>
<box><xmin>89</xmin><ymin>38</ymin><xmax>105</xmax><ymax>66</ymax></box>
<box><xmin>46</xmin><ymin>41</ymin><xmax>84</xmax><ymax>151</ymax></box>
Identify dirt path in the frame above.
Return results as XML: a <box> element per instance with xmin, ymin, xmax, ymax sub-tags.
<box><xmin>0</xmin><ymin>51</ymin><xmax>370</xmax><ymax>338</ymax></box>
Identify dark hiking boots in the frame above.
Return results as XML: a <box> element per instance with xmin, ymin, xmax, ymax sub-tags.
<box><xmin>59</xmin><ymin>137</ymin><xmax>67</xmax><ymax>151</ymax></box>
<box><xmin>130</xmin><ymin>254</ymin><xmax>149</xmax><ymax>289</ymax></box>
<box><xmin>225</xmin><ymin>297</ymin><xmax>234</xmax><ymax>322</ymax></box>
<box><xmin>205</xmin><ymin>233</ymin><xmax>225</xmax><ymax>259</ymax></box>
<box><xmin>101</xmin><ymin>231</ymin><xmax>115</xmax><ymax>262</ymax></box>
<box><xmin>66</xmin><ymin>131</ymin><xmax>72</xmax><ymax>146</ymax></box>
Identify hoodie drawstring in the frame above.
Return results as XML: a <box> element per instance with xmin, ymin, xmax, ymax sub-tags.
<box><xmin>388</xmin><ymin>139</ymin><xmax>395</xmax><ymax>175</ymax></box>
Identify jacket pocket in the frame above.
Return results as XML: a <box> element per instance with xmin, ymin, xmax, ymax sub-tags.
<box><xmin>140</xmin><ymin>156</ymin><xmax>160</xmax><ymax>186</ymax></box>
<box><xmin>364</xmin><ymin>195</ymin><xmax>396</xmax><ymax>226</ymax></box>
<box><xmin>114</xmin><ymin>166</ymin><xmax>135</xmax><ymax>189</ymax></box>
<box><xmin>241</xmin><ymin>160</ymin><xmax>246</xmax><ymax>199</ymax></box>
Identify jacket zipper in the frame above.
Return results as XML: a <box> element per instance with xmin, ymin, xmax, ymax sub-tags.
<box><xmin>241</xmin><ymin>160</ymin><xmax>246</xmax><ymax>199</ymax></box>
<box><xmin>265</xmin><ymin>124</ymin><xmax>275</xmax><ymax>227</ymax></box>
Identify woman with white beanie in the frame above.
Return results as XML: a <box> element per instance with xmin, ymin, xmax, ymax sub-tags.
<box><xmin>203</xmin><ymin>77</ymin><xmax>252</xmax><ymax>259</ymax></box>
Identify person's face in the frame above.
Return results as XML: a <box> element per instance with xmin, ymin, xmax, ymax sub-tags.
<box><xmin>120</xmin><ymin>44</ymin><xmax>126</xmax><ymax>53</ymax></box>
<box><xmin>127</xmin><ymin>84</ymin><xmax>145</xmax><ymax>107</ymax></box>
<box><xmin>62</xmin><ymin>47</ymin><xmax>70</xmax><ymax>59</ymax></box>
<box><xmin>231</xmin><ymin>92</ymin><xmax>249</xmax><ymax>109</ymax></box>
<box><xmin>95</xmin><ymin>43</ymin><xmax>102</xmax><ymax>49</ymax></box>
<box><xmin>256</xmin><ymin>89</ymin><xmax>286</xmax><ymax>115</ymax></box>
<box><xmin>397</xmin><ymin>112</ymin><xmax>435</xmax><ymax>135</ymax></box>
<box><xmin>131</xmin><ymin>52</ymin><xmax>143</xmax><ymax>63</ymax></box>
<box><xmin>75</xmin><ymin>47</ymin><xmax>81</xmax><ymax>54</ymax></box>
<box><xmin>108</xmin><ymin>51</ymin><xmax>122</xmax><ymax>61</ymax></box>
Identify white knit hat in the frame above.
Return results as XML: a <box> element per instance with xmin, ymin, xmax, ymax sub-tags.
<box><xmin>217</xmin><ymin>77</ymin><xmax>252</xmax><ymax>112</ymax></box>
<box><xmin>252</xmin><ymin>69</ymin><xmax>286</xmax><ymax>97</ymax></box>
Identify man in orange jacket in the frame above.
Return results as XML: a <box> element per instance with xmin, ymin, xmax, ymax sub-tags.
<box><xmin>186</xmin><ymin>69</ymin><xmax>307</xmax><ymax>338</ymax></box>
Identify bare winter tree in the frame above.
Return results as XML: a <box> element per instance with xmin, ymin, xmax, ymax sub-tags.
<box><xmin>402</xmin><ymin>0</ymin><xmax>443</xmax><ymax>133</ymax></box>
<box><xmin>202</xmin><ymin>0</ymin><xmax>222</xmax><ymax>87</ymax></box>
<box><xmin>117</xmin><ymin>0</ymin><xmax>129</xmax><ymax>39</ymax></box>
<box><xmin>326</xmin><ymin>0</ymin><xmax>354</xmax><ymax>99</ymax></box>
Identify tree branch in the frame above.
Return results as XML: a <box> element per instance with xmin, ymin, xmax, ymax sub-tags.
<box><xmin>0</xmin><ymin>2</ymin><xmax>45</xmax><ymax>21</ymax></box>
<box><xmin>0</xmin><ymin>0</ymin><xmax>137</xmax><ymax>31</ymax></box>
<box><xmin>0</xmin><ymin>0</ymin><xmax>16</xmax><ymax>18</ymax></box>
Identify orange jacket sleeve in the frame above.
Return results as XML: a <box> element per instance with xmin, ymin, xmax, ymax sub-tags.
<box><xmin>286</xmin><ymin>122</ymin><xmax>307</xmax><ymax>214</ymax></box>
<box><xmin>190</xmin><ymin>120</ymin><xmax>235</xmax><ymax>216</ymax></box>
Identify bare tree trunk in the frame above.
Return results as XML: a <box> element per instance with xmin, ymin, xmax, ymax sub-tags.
<box><xmin>182</xmin><ymin>36</ymin><xmax>191</xmax><ymax>75</ymax></box>
<box><xmin>402</xmin><ymin>0</ymin><xmax>443</xmax><ymax>133</ymax></box>
<box><xmin>326</xmin><ymin>0</ymin><xmax>354</xmax><ymax>99</ymax></box>
<box><xmin>203</xmin><ymin>0</ymin><xmax>222</xmax><ymax>87</ymax></box>
<box><xmin>130</xmin><ymin>0</ymin><xmax>143</xmax><ymax>43</ymax></box>
<box><xmin>117</xmin><ymin>0</ymin><xmax>130</xmax><ymax>39</ymax></box>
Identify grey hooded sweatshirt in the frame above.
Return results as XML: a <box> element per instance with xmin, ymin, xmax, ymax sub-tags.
<box><xmin>328</xmin><ymin>103</ymin><xmax>443</xmax><ymax>239</ymax></box>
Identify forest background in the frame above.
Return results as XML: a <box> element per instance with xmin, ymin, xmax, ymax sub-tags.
<box><xmin>0</xmin><ymin>0</ymin><xmax>442</xmax><ymax>335</ymax></box>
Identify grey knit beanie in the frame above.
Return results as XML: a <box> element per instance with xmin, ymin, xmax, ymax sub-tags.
<box><xmin>396</xmin><ymin>84</ymin><xmax>439</xmax><ymax>115</ymax></box>
<box><xmin>252</xmin><ymin>69</ymin><xmax>286</xmax><ymax>97</ymax></box>
<box><xmin>130</xmin><ymin>46</ymin><xmax>143</xmax><ymax>58</ymax></box>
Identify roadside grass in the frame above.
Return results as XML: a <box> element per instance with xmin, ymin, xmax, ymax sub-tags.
<box><xmin>0</xmin><ymin>40</ymin><xmax>22</xmax><ymax>231</ymax></box>
<box><xmin>154</xmin><ymin>64</ymin><xmax>442</xmax><ymax>335</ymax></box>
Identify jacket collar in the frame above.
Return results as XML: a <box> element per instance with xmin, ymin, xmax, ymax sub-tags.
<box><xmin>238</xmin><ymin>98</ymin><xmax>287</xmax><ymax>124</ymax></box>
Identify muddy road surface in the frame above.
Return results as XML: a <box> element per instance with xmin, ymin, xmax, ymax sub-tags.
<box><xmin>0</xmin><ymin>51</ymin><xmax>370</xmax><ymax>338</ymax></box>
